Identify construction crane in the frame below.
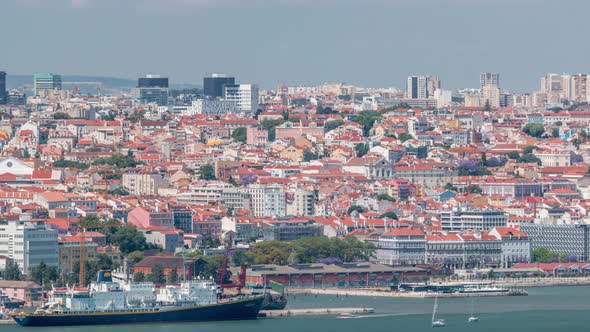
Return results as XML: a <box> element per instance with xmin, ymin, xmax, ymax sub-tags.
<box><xmin>217</xmin><ymin>233</ymin><xmax>247</xmax><ymax>292</ymax></box>
<box><xmin>79</xmin><ymin>227</ymin><xmax>86</xmax><ymax>287</ymax></box>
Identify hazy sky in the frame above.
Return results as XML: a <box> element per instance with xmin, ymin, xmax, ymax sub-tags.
<box><xmin>1</xmin><ymin>0</ymin><xmax>589</xmax><ymax>91</ymax></box>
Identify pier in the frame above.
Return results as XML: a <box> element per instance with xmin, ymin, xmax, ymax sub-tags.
<box><xmin>287</xmin><ymin>288</ymin><xmax>527</xmax><ymax>298</ymax></box>
<box><xmin>260</xmin><ymin>307</ymin><xmax>375</xmax><ymax>317</ymax></box>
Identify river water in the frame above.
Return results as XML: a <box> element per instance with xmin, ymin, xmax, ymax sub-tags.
<box><xmin>5</xmin><ymin>286</ymin><xmax>590</xmax><ymax>331</ymax></box>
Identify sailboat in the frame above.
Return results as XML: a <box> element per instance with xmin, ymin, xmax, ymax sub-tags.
<box><xmin>467</xmin><ymin>297</ymin><xmax>479</xmax><ymax>323</ymax></box>
<box><xmin>431</xmin><ymin>295</ymin><xmax>446</xmax><ymax>327</ymax></box>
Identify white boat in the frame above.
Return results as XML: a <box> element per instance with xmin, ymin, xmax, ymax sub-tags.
<box><xmin>431</xmin><ymin>296</ymin><xmax>446</xmax><ymax>327</ymax></box>
<box><xmin>467</xmin><ymin>297</ymin><xmax>478</xmax><ymax>323</ymax></box>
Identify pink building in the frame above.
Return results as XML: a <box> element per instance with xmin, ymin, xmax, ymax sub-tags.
<box><xmin>275</xmin><ymin>122</ymin><xmax>324</xmax><ymax>140</ymax></box>
<box><xmin>127</xmin><ymin>206</ymin><xmax>175</xmax><ymax>230</ymax></box>
<box><xmin>246</xmin><ymin>127</ymin><xmax>268</xmax><ymax>146</ymax></box>
<box><xmin>0</xmin><ymin>281</ymin><xmax>42</xmax><ymax>303</ymax></box>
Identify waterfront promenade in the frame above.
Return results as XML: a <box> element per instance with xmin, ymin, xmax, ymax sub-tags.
<box><xmin>286</xmin><ymin>277</ymin><xmax>590</xmax><ymax>298</ymax></box>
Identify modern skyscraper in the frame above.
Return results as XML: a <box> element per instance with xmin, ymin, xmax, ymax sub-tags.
<box><xmin>0</xmin><ymin>71</ymin><xmax>6</xmax><ymax>105</ymax></box>
<box><xmin>407</xmin><ymin>75</ymin><xmax>439</xmax><ymax>99</ymax></box>
<box><xmin>224</xmin><ymin>84</ymin><xmax>259</xmax><ymax>113</ymax></box>
<box><xmin>480</xmin><ymin>73</ymin><xmax>500</xmax><ymax>91</ymax></box>
<box><xmin>204</xmin><ymin>73</ymin><xmax>235</xmax><ymax>98</ymax></box>
<box><xmin>137</xmin><ymin>75</ymin><xmax>169</xmax><ymax>105</ymax></box>
<box><xmin>33</xmin><ymin>73</ymin><xmax>62</xmax><ymax>96</ymax></box>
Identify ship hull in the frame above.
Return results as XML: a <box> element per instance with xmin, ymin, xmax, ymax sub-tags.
<box><xmin>11</xmin><ymin>296</ymin><xmax>264</xmax><ymax>327</ymax></box>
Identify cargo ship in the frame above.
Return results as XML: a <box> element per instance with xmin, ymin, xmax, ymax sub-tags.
<box><xmin>10</xmin><ymin>271</ymin><xmax>265</xmax><ymax>327</ymax></box>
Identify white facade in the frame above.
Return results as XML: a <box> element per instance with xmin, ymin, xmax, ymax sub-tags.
<box><xmin>241</xmin><ymin>184</ymin><xmax>286</xmax><ymax>217</ymax></box>
<box><xmin>481</xmin><ymin>84</ymin><xmax>500</xmax><ymax>108</ymax></box>
<box><xmin>434</xmin><ymin>89</ymin><xmax>452</xmax><ymax>108</ymax></box>
<box><xmin>224</xmin><ymin>84</ymin><xmax>259</xmax><ymax>113</ymax></box>
<box><xmin>0</xmin><ymin>221</ymin><xmax>58</xmax><ymax>274</ymax></box>
<box><xmin>188</xmin><ymin>99</ymin><xmax>238</xmax><ymax>115</ymax></box>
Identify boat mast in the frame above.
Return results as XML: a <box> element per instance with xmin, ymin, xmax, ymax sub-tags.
<box><xmin>432</xmin><ymin>296</ymin><xmax>438</xmax><ymax>323</ymax></box>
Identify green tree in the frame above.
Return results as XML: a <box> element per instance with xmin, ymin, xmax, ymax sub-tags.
<box><xmin>31</xmin><ymin>261</ymin><xmax>59</xmax><ymax>289</ymax></box>
<box><xmin>377</xmin><ymin>194</ymin><xmax>395</xmax><ymax>202</ymax></box>
<box><xmin>248</xmin><ymin>241</ymin><xmax>293</xmax><ymax>265</ymax></box>
<box><xmin>571</xmin><ymin>138</ymin><xmax>582</xmax><ymax>149</ymax></box>
<box><xmin>198</xmin><ymin>164</ymin><xmax>216</xmax><ymax>180</ymax></box>
<box><xmin>228</xmin><ymin>176</ymin><xmax>239</xmax><ymax>186</ymax></box>
<box><xmin>231</xmin><ymin>127</ymin><xmax>247</xmax><ymax>143</ymax></box>
<box><xmin>466</xmin><ymin>184</ymin><xmax>483</xmax><ymax>194</ymax></box>
<box><xmin>52</xmin><ymin>160</ymin><xmax>89</xmax><ymax>169</ymax></box>
<box><xmin>196</xmin><ymin>255</ymin><xmax>232</xmax><ymax>283</ymax></box>
<box><xmin>347</xmin><ymin>205</ymin><xmax>365</xmax><ymax>215</ymax></box>
<box><xmin>324</xmin><ymin>119</ymin><xmax>344</xmax><ymax>132</ymax></box>
<box><xmin>507</xmin><ymin>151</ymin><xmax>520</xmax><ymax>159</ymax></box>
<box><xmin>552</xmin><ymin>128</ymin><xmax>560</xmax><ymax>138</ymax></box>
<box><xmin>522</xmin><ymin>145</ymin><xmax>539</xmax><ymax>154</ymax></box>
<box><xmin>233</xmin><ymin>250</ymin><xmax>254</xmax><ymax>267</ymax></box>
<box><xmin>134</xmin><ymin>272</ymin><xmax>145</xmax><ymax>282</ymax></box>
<box><xmin>444</xmin><ymin>183</ymin><xmax>458</xmax><ymax>191</ymax></box>
<box><xmin>53</xmin><ymin>112</ymin><xmax>71</xmax><ymax>119</ymax></box>
<box><xmin>128</xmin><ymin>251</ymin><xmax>145</xmax><ymax>264</ymax></box>
<box><xmin>531</xmin><ymin>247</ymin><xmax>559</xmax><ymax>263</ymax></box>
<box><xmin>523</xmin><ymin>123</ymin><xmax>545</xmax><ymax>138</ymax></box>
<box><xmin>4</xmin><ymin>261</ymin><xmax>23</xmax><ymax>281</ymax></box>
<box><xmin>108</xmin><ymin>187</ymin><xmax>130</xmax><ymax>196</ymax></box>
<box><xmin>92</xmin><ymin>154</ymin><xmax>142</xmax><ymax>168</ymax></box>
<box><xmin>379</xmin><ymin>211</ymin><xmax>399</xmax><ymax>220</ymax></box>
<box><xmin>168</xmin><ymin>268</ymin><xmax>179</xmax><ymax>283</ymax></box>
<box><xmin>519</xmin><ymin>153</ymin><xmax>542</xmax><ymax>165</ymax></box>
<box><xmin>354</xmin><ymin>110</ymin><xmax>382</xmax><ymax>136</ymax></box>
<box><xmin>555</xmin><ymin>121</ymin><xmax>563</xmax><ymax>126</ymax></box>
<box><xmin>355</xmin><ymin>143</ymin><xmax>370</xmax><ymax>157</ymax></box>
<box><xmin>397</xmin><ymin>133</ymin><xmax>413</xmax><ymax>142</ymax></box>
<box><xmin>109</xmin><ymin>226</ymin><xmax>151</xmax><ymax>254</ymax></box>
<box><xmin>148</xmin><ymin>264</ymin><xmax>166</xmax><ymax>284</ymax></box>
<box><xmin>260</xmin><ymin>118</ymin><xmax>285</xmax><ymax>141</ymax></box>
<box><xmin>303</xmin><ymin>149</ymin><xmax>320</xmax><ymax>162</ymax></box>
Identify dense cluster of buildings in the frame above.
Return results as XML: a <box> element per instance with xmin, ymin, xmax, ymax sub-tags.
<box><xmin>1</xmin><ymin>69</ymin><xmax>590</xmax><ymax>292</ymax></box>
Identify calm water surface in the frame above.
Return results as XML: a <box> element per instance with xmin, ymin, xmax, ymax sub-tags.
<box><xmin>6</xmin><ymin>286</ymin><xmax>590</xmax><ymax>332</ymax></box>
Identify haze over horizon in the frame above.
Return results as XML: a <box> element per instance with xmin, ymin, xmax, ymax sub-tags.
<box><xmin>2</xmin><ymin>0</ymin><xmax>589</xmax><ymax>92</ymax></box>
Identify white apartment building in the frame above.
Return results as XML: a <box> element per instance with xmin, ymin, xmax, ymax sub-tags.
<box><xmin>0</xmin><ymin>220</ymin><xmax>58</xmax><ymax>274</ymax></box>
<box><xmin>287</xmin><ymin>189</ymin><xmax>315</xmax><ymax>216</ymax></box>
<box><xmin>533</xmin><ymin>150</ymin><xmax>571</xmax><ymax>167</ymax></box>
<box><xmin>224</xmin><ymin>84</ymin><xmax>259</xmax><ymax>113</ymax></box>
<box><xmin>241</xmin><ymin>184</ymin><xmax>286</xmax><ymax>217</ymax></box>
<box><xmin>434</xmin><ymin>89</ymin><xmax>452</xmax><ymax>108</ymax></box>
<box><xmin>122</xmin><ymin>171</ymin><xmax>163</xmax><ymax>196</ymax></box>
<box><xmin>441</xmin><ymin>207</ymin><xmax>507</xmax><ymax>231</ymax></box>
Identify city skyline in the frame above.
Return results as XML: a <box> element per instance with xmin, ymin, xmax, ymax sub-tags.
<box><xmin>2</xmin><ymin>0</ymin><xmax>589</xmax><ymax>91</ymax></box>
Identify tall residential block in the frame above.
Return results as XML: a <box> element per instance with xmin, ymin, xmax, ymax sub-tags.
<box><xmin>480</xmin><ymin>72</ymin><xmax>500</xmax><ymax>91</ymax></box>
<box><xmin>407</xmin><ymin>75</ymin><xmax>439</xmax><ymax>99</ymax></box>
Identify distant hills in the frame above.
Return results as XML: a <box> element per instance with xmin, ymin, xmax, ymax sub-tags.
<box><xmin>6</xmin><ymin>75</ymin><xmax>199</xmax><ymax>92</ymax></box>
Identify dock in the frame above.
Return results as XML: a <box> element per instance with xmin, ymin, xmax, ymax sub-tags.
<box><xmin>260</xmin><ymin>307</ymin><xmax>375</xmax><ymax>317</ymax></box>
<box><xmin>287</xmin><ymin>288</ymin><xmax>527</xmax><ymax>298</ymax></box>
